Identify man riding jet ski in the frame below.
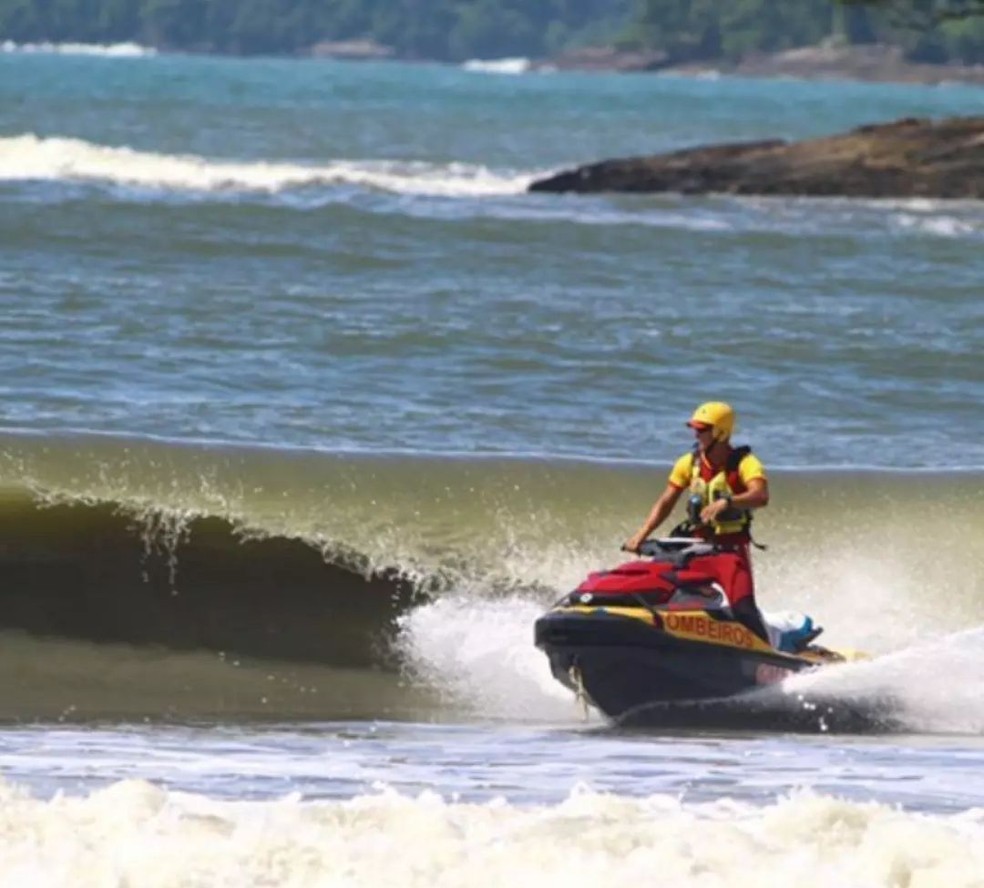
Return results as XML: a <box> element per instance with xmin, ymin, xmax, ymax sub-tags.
<box><xmin>534</xmin><ymin>403</ymin><xmax>854</xmax><ymax>722</ymax></box>
<box><xmin>624</xmin><ymin>401</ymin><xmax>770</xmax><ymax>641</ymax></box>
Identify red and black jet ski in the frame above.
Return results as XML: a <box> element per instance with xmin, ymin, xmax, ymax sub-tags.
<box><xmin>535</xmin><ymin>539</ymin><xmax>859</xmax><ymax>726</ymax></box>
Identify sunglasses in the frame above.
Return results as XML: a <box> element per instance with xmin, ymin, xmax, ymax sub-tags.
<box><xmin>691</xmin><ymin>425</ymin><xmax>713</xmax><ymax>434</ymax></box>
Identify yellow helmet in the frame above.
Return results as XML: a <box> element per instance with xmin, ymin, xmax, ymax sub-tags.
<box><xmin>687</xmin><ymin>401</ymin><xmax>735</xmax><ymax>442</ymax></box>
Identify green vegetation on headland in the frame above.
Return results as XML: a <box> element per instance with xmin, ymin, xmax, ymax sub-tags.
<box><xmin>0</xmin><ymin>0</ymin><xmax>633</xmax><ymax>58</ymax></box>
<box><xmin>1</xmin><ymin>0</ymin><xmax>982</xmax><ymax>66</ymax></box>
<box><xmin>632</xmin><ymin>0</ymin><xmax>984</xmax><ymax>66</ymax></box>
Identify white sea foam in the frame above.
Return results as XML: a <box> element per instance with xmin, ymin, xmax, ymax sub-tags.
<box><xmin>466</xmin><ymin>199</ymin><xmax>733</xmax><ymax>230</ymax></box>
<box><xmin>784</xmin><ymin>627</ymin><xmax>984</xmax><ymax>733</ymax></box>
<box><xmin>893</xmin><ymin>213</ymin><xmax>980</xmax><ymax>238</ymax></box>
<box><xmin>462</xmin><ymin>57</ymin><xmax>532</xmax><ymax>75</ymax></box>
<box><xmin>397</xmin><ymin>595</ymin><xmax>585</xmax><ymax>723</ymax></box>
<box><xmin>0</xmin><ymin>134</ymin><xmax>533</xmax><ymax>197</ymax></box>
<box><xmin>1</xmin><ymin>779</ymin><xmax>982</xmax><ymax>887</ymax></box>
<box><xmin>0</xmin><ymin>40</ymin><xmax>155</xmax><ymax>56</ymax></box>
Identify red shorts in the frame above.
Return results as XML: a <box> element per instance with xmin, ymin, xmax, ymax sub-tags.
<box><xmin>675</xmin><ymin>545</ymin><xmax>755</xmax><ymax>608</ymax></box>
<box><xmin>710</xmin><ymin>546</ymin><xmax>755</xmax><ymax>608</ymax></box>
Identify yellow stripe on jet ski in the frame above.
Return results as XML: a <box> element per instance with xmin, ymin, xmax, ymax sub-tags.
<box><xmin>562</xmin><ymin>605</ymin><xmax>655</xmax><ymax>625</ymax></box>
<box><xmin>557</xmin><ymin>605</ymin><xmax>773</xmax><ymax>654</ymax></box>
<box><xmin>553</xmin><ymin>605</ymin><xmax>868</xmax><ymax>662</ymax></box>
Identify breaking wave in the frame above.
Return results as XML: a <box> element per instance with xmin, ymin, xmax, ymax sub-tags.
<box><xmin>2</xmin><ymin>429</ymin><xmax>982</xmax><ymax>727</ymax></box>
<box><xmin>0</xmin><ymin>134</ymin><xmax>533</xmax><ymax>197</ymax></box>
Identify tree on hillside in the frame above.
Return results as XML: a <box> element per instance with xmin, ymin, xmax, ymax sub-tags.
<box><xmin>839</xmin><ymin>0</ymin><xmax>984</xmax><ymax>24</ymax></box>
<box><xmin>837</xmin><ymin>0</ymin><xmax>984</xmax><ymax>61</ymax></box>
<box><xmin>833</xmin><ymin>2</ymin><xmax>878</xmax><ymax>42</ymax></box>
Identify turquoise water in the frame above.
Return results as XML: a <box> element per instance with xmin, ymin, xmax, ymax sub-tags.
<box><xmin>1</xmin><ymin>48</ymin><xmax>983</xmax><ymax>885</ymax></box>
<box><xmin>2</xmin><ymin>53</ymin><xmax>982</xmax><ymax>467</ymax></box>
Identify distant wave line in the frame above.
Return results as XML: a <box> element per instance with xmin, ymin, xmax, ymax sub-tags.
<box><xmin>4</xmin><ymin>424</ymin><xmax>984</xmax><ymax>474</ymax></box>
<box><xmin>461</xmin><ymin>57</ymin><xmax>532</xmax><ymax>75</ymax></box>
<box><xmin>0</xmin><ymin>40</ymin><xmax>156</xmax><ymax>57</ymax></box>
<box><xmin>2</xmin><ymin>425</ymin><xmax>983</xmax><ymax>474</ymax></box>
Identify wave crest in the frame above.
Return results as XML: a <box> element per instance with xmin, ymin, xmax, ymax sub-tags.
<box><xmin>1</xmin><ymin>40</ymin><xmax>156</xmax><ymax>56</ymax></box>
<box><xmin>0</xmin><ymin>134</ymin><xmax>533</xmax><ymax>196</ymax></box>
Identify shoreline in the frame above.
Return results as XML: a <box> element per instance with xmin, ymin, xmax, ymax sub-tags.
<box><xmin>658</xmin><ymin>60</ymin><xmax>984</xmax><ymax>87</ymax></box>
<box><xmin>669</xmin><ymin>47</ymin><xmax>984</xmax><ymax>87</ymax></box>
<box><xmin>540</xmin><ymin>42</ymin><xmax>984</xmax><ymax>86</ymax></box>
<box><xmin>4</xmin><ymin>38</ymin><xmax>984</xmax><ymax>86</ymax></box>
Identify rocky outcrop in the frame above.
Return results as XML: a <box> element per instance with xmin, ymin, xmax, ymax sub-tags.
<box><xmin>528</xmin><ymin>117</ymin><xmax>984</xmax><ymax>199</ymax></box>
<box><xmin>535</xmin><ymin>46</ymin><xmax>670</xmax><ymax>73</ymax></box>
<box><xmin>307</xmin><ymin>39</ymin><xmax>394</xmax><ymax>60</ymax></box>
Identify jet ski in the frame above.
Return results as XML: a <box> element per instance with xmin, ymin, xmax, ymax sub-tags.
<box><xmin>534</xmin><ymin>538</ymin><xmax>859</xmax><ymax>725</ymax></box>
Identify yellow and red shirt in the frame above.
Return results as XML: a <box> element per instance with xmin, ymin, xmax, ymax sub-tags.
<box><xmin>668</xmin><ymin>447</ymin><xmax>767</xmax><ymax>543</ymax></box>
<box><xmin>668</xmin><ymin>448</ymin><xmax>766</xmax><ymax>492</ymax></box>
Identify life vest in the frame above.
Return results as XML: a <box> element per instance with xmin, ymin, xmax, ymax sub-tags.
<box><xmin>689</xmin><ymin>445</ymin><xmax>753</xmax><ymax>538</ymax></box>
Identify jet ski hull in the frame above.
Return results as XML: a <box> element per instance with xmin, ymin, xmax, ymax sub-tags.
<box><xmin>535</xmin><ymin>608</ymin><xmax>820</xmax><ymax>723</ymax></box>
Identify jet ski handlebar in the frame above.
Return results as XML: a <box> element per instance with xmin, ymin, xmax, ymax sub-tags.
<box><xmin>622</xmin><ymin>538</ymin><xmax>719</xmax><ymax>560</ymax></box>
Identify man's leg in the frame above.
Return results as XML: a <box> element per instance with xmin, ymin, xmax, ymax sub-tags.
<box><xmin>715</xmin><ymin>549</ymin><xmax>770</xmax><ymax>643</ymax></box>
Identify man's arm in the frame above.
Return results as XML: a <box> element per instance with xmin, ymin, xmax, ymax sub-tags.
<box><xmin>700</xmin><ymin>477</ymin><xmax>769</xmax><ymax>523</ymax></box>
<box><xmin>624</xmin><ymin>484</ymin><xmax>685</xmax><ymax>552</ymax></box>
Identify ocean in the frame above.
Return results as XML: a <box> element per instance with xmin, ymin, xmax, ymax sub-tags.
<box><xmin>1</xmin><ymin>44</ymin><xmax>983</xmax><ymax>886</ymax></box>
